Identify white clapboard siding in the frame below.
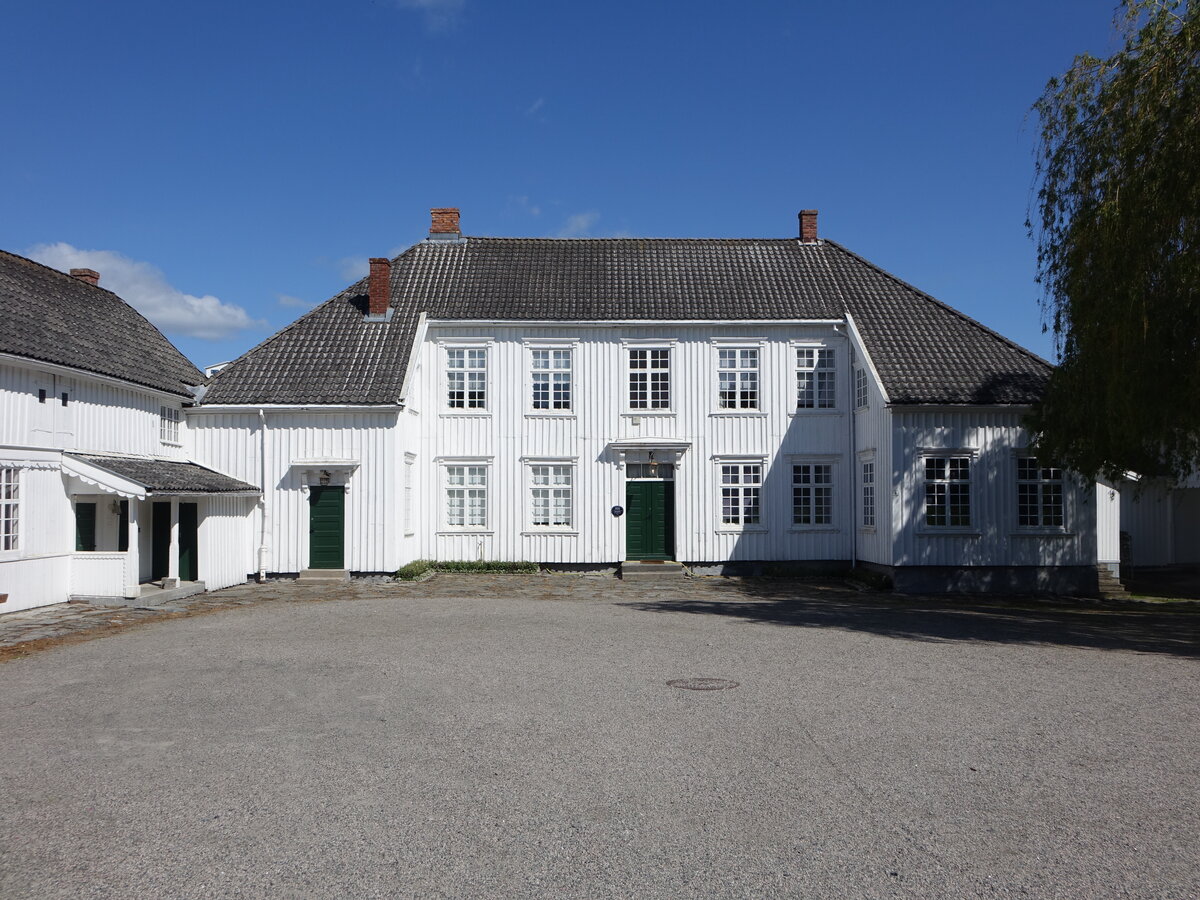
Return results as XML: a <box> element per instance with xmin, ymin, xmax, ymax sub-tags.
<box><xmin>0</xmin><ymin>460</ymin><xmax>74</xmax><ymax>613</ymax></box>
<box><xmin>200</xmin><ymin>495</ymin><xmax>257</xmax><ymax>590</ymax></box>
<box><xmin>1096</xmin><ymin>481</ymin><xmax>1121</xmax><ymax>567</ymax></box>
<box><xmin>892</xmin><ymin>408</ymin><xmax>1096</xmax><ymax>568</ymax></box>
<box><xmin>1119</xmin><ymin>482</ymin><xmax>1174</xmax><ymax>567</ymax></box>
<box><xmin>188</xmin><ymin>408</ymin><xmax>401</xmax><ymax>573</ymax></box>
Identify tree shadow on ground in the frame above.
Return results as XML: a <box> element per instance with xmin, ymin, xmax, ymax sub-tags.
<box><xmin>616</xmin><ymin>578</ymin><xmax>1200</xmax><ymax>659</ymax></box>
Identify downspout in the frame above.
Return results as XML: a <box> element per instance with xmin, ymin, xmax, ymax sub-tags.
<box><xmin>257</xmin><ymin>407</ymin><xmax>269</xmax><ymax>582</ymax></box>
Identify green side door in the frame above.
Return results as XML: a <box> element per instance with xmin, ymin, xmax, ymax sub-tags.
<box><xmin>74</xmin><ymin>502</ymin><xmax>96</xmax><ymax>552</ymax></box>
<box><xmin>178</xmin><ymin>502</ymin><xmax>199</xmax><ymax>582</ymax></box>
<box><xmin>625</xmin><ymin>481</ymin><xmax>675</xmax><ymax>560</ymax></box>
<box><xmin>309</xmin><ymin>486</ymin><xmax>345</xmax><ymax>569</ymax></box>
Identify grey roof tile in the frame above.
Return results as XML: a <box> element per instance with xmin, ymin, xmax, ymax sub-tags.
<box><xmin>69</xmin><ymin>454</ymin><xmax>258</xmax><ymax>493</ymax></box>
<box><xmin>202</xmin><ymin>236</ymin><xmax>1050</xmax><ymax>406</ymax></box>
<box><xmin>0</xmin><ymin>250</ymin><xmax>204</xmax><ymax>397</ymax></box>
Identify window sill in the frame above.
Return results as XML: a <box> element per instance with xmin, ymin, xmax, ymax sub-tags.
<box><xmin>161</xmin><ymin>440</ymin><xmax>183</xmax><ymax>448</ymax></box>
<box><xmin>916</xmin><ymin>529</ymin><xmax>981</xmax><ymax>537</ymax></box>
<box><xmin>521</xmin><ymin>530</ymin><xmax>579</xmax><ymax>536</ymax></box>
<box><xmin>1011</xmin><ymin>529</ymin><xmax>1074</xmax><ymax>537</ymax></box>
<box><xmin>436</xmin><ymin>530</ymin><xmax>494</xmax><ymax>535</ymax></box>
<box><xmin>439</xmin><ymin>411</ymin><xmax>491</xmax><ymax>418</ymax></box>
<box><xmin>789</xmin><ymin>410</ymin><xmax>844</xmax><ymax>417</ymax></box>
<box><xmin>716</xmin><ymin>526</ymin><xmax>767</xmax><ymax>534</ymax></box>
<box><xmin>621</xmin><ymin>411</ymin><xmax>675</xmax><ymax>418</ymax></box>
<box><xmin>859</xmin><ymin>526</ymin><xmax>877</xmax><ymax>534</ymax></box>
<box><xmin>709</xmin><ymin>411</ymin><xmax>767</xmax><ymax>418</ymax></box>
<box><xmin>525</xmin><ymin>413</ymin><xmax>576</xmax><ymax>420</ymax></box>
<box><xmin>789</xmin><ymin>526</ymin><xmax>839</xmax><ymax>533</ymax></box>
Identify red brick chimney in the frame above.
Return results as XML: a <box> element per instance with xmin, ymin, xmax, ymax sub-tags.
<box><xmin>798</xmin><ymin>210</ymin><xmax>819</xmax><ymax>243</ymax></box>
<box><xmin>69</xmin><ymin>268</ymin><xmax>100</xmax><ymax>286</ymax></box>
<box><xmin>430</xmin><ymin>208</ymin><xmax>461</xmax><ymax>238</ymax></box>
<box><xmin>368</xmin><ymin>257</ymin><xmax>391</xmax><ymax>317</ymax></box>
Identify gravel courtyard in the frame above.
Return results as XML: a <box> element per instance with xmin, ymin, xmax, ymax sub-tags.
<box><xmin>1</xmin><ymin>576</ymin><xmax>1198</xmax><ymax>899</ymax></box>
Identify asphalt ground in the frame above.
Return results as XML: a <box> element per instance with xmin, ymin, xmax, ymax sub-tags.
<box><xmin>1</xmin><ymin>576</ymin><xmax>1198</xmax><ymax>898</ymax></box>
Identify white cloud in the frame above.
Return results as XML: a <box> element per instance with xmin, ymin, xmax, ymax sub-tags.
<box><xmin>511</xmin><ymin>194</ymin><xmax>541</xmax><ymax>217</ymax></box>
<box><xmin>25</xmin><ymin>242</ymin><xmax>263</xmax><ymax>341</ymax></box>
<box><xmin>555</xmin><ymin>211</ymin><xmax>600</xmax><ymax>238</ymax></box>
<box><xmin>278</xmin><ymin>294</ymin><xmax>314</xmax><ymax>310</ymax></box>
<box><xmin>338</xmin><ymin>256</ymin><xmax>370</xmax><ymax>281</ymax></box>
<box><xmin>525</xmin><ymin>97</ymin><xmax>545</xmax><ymax>117</ymax></box>
<box><xmin>395</xmin><ymin>0</ymin><xmax>464</xmax><ymax>30</ymax></box>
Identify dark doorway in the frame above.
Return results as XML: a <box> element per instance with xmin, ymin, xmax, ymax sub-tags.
<box><xmin>625</xmin><ymin>480</ymin><xmax>675</xmax><ymax>560</ymax></box>
<box><xmin>74</xmin><ymin>502</ymin><xmax>96</xmax><ymax>552</ymax></box>
<box><xmin>151</xmin><ymin>501</ymin><xmax>171</xmax><ymax>580</ymax></box>
<box><xmin>179</xmin><ymin>502</ymin><xmax>199</xmax><ymax>582</ymax></box>
<box><xmin>309</xmin><ymin>486</ymin><xmax>345</xmax><ymax>569</ymax></box>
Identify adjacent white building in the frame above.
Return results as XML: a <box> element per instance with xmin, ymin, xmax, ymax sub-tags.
<box><xmin>0</xmin><ymin>252</ymin><xmax>257</xmax><ymax>614</ymax></box>
<box><xmin>189</xmin><ymin>209</ymin><xmax>1100</xmax><ymax>594</ymax></box>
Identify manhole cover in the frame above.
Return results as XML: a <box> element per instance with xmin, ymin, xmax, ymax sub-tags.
<box><xmin>667</xmin><ymin>678</ymin><xmax>739</xmax><ymax>691</ymax></box>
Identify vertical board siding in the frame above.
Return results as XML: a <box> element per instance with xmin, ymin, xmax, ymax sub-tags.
<box><xmin>200</xmin><ymin>495</ymin><xmax>256</xmax><ymax>590</ymax></box>
<box><xmin>188</xmin><ymin>409</ymin><xmax>400</xmax><ymax>574</ymax></box>
<box><xmin>1119</xmin><ymin>482</ymin><xmax>1174</xmax><ymax>567</ymax></box>
<box><xmin>892</xmin><ymin>409</ymin><xmax>1096</xmax><ymax>567</ymax></box>
<box><xmin>0</xmin><ymin>462</ymin><xmax>74</xmax><ymax>613</ymax></box>
<box><xmin>1096</xmin><ymin>482</ymin><xmax>1121</xmax><ymax>565</ymax></box>
<box><xmin>70</xmin><ymin>553</ymin><xmax>128</xmax><ymax>597</ymax></box>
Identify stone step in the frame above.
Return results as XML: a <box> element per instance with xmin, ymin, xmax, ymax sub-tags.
<box><xmin>620</xmin><ymin>561</ymin><xmax>687</xmax><ymax>581</ymax></box>
<box><xmin>299</xmin><ymin>568</ymin><xmax>350</xmax><ymax>583</ymax></box>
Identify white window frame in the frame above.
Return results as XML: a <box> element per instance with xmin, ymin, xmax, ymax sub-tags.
<box><xmin>860</xmin><ymin>456</ymin><xmax>876</xmax><ymax>530</ymax></box>
<box><xmin>624</xmin><ymin>340</ymin><xmax>674</xmax><ymax>415</ymax></box>
<box><xmin>1015</xmin><ymin>456</ymin><xmax>1067</xmax><ymax>531</ymax></box>
<box><xmin>713</xmin><ymin>342</ymin><xmax>763</xmax><ymax>413</ymax></box>
<box><xmin>715</xmin><ymin>457</ymin><xmax>765</xmax><ymax>531</ymax></box>
<box><xmin>790</xmin><ymin>457</ymin><xmax>838</xmax><ymax>530</ymax></box>
<box><xmin>793</xmin><ymin>343</ymin><xmax>838</xmax><ymax>412</ymax></box>
<box><xmin>525</xmin><ymin>460</ymin><xmax>576</xmax><ymax>532</ymax></box>
<box><xmin>0</xmin><ymin>466</ymin><xmax>19</xmax><ymax>555</ymax></box>
<box><xmin>442</xmin><ymin>341</ymin><xmax>491</xmax><ymax>413</ymax></box>
<box><xmin>440</xmin><ymin>459</ymin><xmax>491</xmax><ymax>531</ymax></box>
<box><xmin>854</xmin><ymin>367</ymin><xmax>869</xmax><ymax>410</ymax></box>
<box><xmin>403</xmin><ymin>453</ymin><xmax>416</xmax><ymax>536</ymax></box>
<box><xmin>920</xmin><ymin>450</ymin><xmax>978</xmax><ymax>533</ymax></box>
<box><xmin>159</xmin><ymin>406</ymin><xmax>181</xmax><ymax>445</ymax></box>
<box><xmin>527</xmin><ymin>342</ymin><xmax>575</xmax><ymax>415</ymax></box>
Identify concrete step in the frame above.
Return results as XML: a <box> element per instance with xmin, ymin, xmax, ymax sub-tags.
<box><xmin>77</xmin><ymin>581</ymin><xmax>206</xmax><ymax>608</ymax></box>
<box><xmin>299</xmin><ymin>569</ymin><xmax>350</xmax><ymax>583</ymax></box>
<box><xmin>620</xmin><ymin>561</ymin><xmax>687</xmax><ymax>581</ymax></box>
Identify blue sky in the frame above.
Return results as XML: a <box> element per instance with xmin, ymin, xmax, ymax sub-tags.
<box><xmin>1</xmin><ymin>0</ymin><xmax>1120</xmax><ymax>369</ymax></box>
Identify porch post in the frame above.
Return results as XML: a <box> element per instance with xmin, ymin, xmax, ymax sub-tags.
<box><xmin>168</xmin><ymin>498</ymin><xmax>180</xmax><ymax>580</ymax></box>
<box><xmin>123</xmin><ymin>500</ymin><xmax>140</xmax><ymax>599</ymax></box>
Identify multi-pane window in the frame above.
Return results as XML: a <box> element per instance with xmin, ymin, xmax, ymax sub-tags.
<box><xmin>854</xmin><ymin>368</ymin><xmax>869</xmax><ymax>409</ymax></box>
<box><xmin>159</xmin><ymin>406</ymin><xmax>180</xmax><ymax>443</ymax></box>
<box><xmin>531</xmin><ymin>349</ymin><xmax>572</xmax><ymax>411</ymax></box>
<box><xmin>925</xmin><ymin>457</ymin><xmax>971</xmax><ymax>527</ymax></box>
<box><xmin>626</xmin><ymin>462</ymin><xmax>674</xmax><ymax>480</ymax></box>
<box><xmin>862</xmin><ymin>461</ymin><xmax>875</xmax><ymax>527</ymax></box>
<box><xmin>531</xmin><ymin>465</ymin><xmax>573</xmax><ymax>527</ymax></box>
<box><xmin>0</xmin><ymin>467</ymin><xmax>18</xmax><ymax>552</ymax></box>
<box><xmin>793</xmin><ymin>463</ymin><xmax>833</xmax><ymax>525</ymax></box>
<box><xmin>1017</xmin><ymin>458</ymin><xmax>1064</xmax><ymax>527</ymax></box>
<box><xmin>720</xmin><ymin>464</ymin><xmax>762</xmax><ymax>526</ymax></box>
<box><xmin>629</xmin><ymin>348</ymin><xmax>670</xmax><ymax>410</ymax></box>
<box><xmin>797</xmin><ymin>347</ymin><xmax>836</xmax><ymax>409</ymax></box>
<box><xmin>717</xmin><ymin>348</ymin><xmax>759</xmax><ymax>409</ymax></box>
<box><xmin>445</xmin><ymin>465</ymin><xmax>487</xmax><ymax>527</ymax></box>
<box><xmin>447</xmin><ymin>348</ymin><xmax>487</xmax><ymax>409</ymax></box>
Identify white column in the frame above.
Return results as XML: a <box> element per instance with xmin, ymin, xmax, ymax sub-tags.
<box><xmin>123</xmin><ymin>499</ymin><xmax>140</xmax><ymax>598</ymax></box>
<box><xmin>168</xmin><ymin>498</ymin><xmax>180</xmax><ymax>580</ymax></box>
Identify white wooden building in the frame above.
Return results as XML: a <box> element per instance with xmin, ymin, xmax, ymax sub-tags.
<box><xmin>0</xmin><ymin>252</ymin><xmax>258</xmax><ymax>614</ymax></box>
<box><xmin>190</xmin><ymin>209</ymin><xmax>1100</xmax><ymax>594</ymax></box>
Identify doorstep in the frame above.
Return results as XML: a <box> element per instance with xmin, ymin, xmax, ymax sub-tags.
<box><xmin>298</xmin><ymin>569</ymin><xmax>351</xmax><ymax>583</ymax></box>
<box><xmin>620</xmin><ymin>560</ymin><xmax>687</xmax><ymax>581</ymax></box>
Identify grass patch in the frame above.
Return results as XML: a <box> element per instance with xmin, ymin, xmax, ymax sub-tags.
<box><xmin>394</xmin><ymin>560</ymin><xmax>539</xmax><ymax>580</ymax></box>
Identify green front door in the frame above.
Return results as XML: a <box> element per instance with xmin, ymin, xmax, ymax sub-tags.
<box><xmin>74</xmin><ymin>503</ymin><xmax>96</xmax><ymax>551</ymax></box>
<box><xmin>625</xmin><ymin>481</ymin><xmax>674</xmax><ymax>560</ymax></box>
<box><xmin>151</xmin><ymin>502</ymin><xmax>171</xmax><ymax>579</ymax></box>
<box><xmin>178</xmin><ymin>502</ymin><xmax>199</xmax><ymax>582</ymax></box>
<box><xmin>309</xmin><ymin>486</ymin><xmax>345</xmax><ymax>569</ymax></box>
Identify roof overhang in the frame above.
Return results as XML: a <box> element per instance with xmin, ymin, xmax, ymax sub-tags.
<box><xmin>62</xmin><ymin>456</ymin><xmax>146</xmax><ymax>499</ymax></box>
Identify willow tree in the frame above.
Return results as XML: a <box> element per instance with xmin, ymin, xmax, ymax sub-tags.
<box><xmin>1028</xmin><ymin>0</ymin><xmax>1200</xmax><ymax>483</ymax></box>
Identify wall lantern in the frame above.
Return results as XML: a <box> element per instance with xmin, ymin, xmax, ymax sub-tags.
<box><xmin>319</xmin><ymin>470</ymin><xmax>331</xmax><ymax>486</ymax></box>
<box><xmin>648</xmin><ymin>452</ymin><xmax>658</xmax><ymax>476</ymax></box>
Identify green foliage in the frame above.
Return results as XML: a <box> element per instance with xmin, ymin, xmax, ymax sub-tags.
<box><xmin>1028</xmin><ymin>0</ymin><xmax>1200</xmax><ymax>483</ymax></box>
<box><xmin>394</xmin><ymin>560</ymin><xmax>539</xmax><ymax>580</ymax></box>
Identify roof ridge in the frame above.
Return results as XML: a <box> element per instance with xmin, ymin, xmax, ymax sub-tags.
<box><xmin>442</xmin><ymin>236</ymin><xmax>806</xmax><ymax>244</ymax></box>
<box><xmin>822</xmin><ymin>239</ymin><xmax>1052</xmax><ymax>370</ymax></box>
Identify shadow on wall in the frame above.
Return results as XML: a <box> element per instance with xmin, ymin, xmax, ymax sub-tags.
<box><xmin>618</xmin><ymin>577</ymin><xmax>1200</xmax><ymax>659</ymax></box>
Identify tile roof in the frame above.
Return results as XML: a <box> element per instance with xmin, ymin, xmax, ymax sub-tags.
<box><xmin>0</xmin><ymin>250</ymin><xmax>203</xmax><ymax>398</ymax></box>
<box><xmin>69</xmin><ymin>454</ymin><xmax>259</xmax><ymax>494</ymax></box>
<box><xmin>202</xmin><ymin>236</ymin><xmax>1050</xmax><ymax>406</ymax></box>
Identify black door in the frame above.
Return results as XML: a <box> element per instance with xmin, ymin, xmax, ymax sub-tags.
<box><xmin>151</xmin><ymin>501</ymin><xmax>171</xmax><ymax>580</ymax></box>
<box><xmin>179</xmin><ymin>502</ymin><xmax>199</xmax><ymax>582</ymax></box>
